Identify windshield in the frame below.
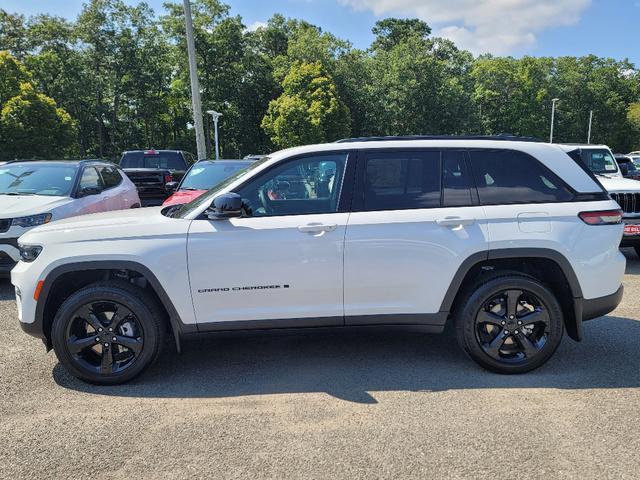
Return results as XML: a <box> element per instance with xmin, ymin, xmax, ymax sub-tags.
<box><xmin>0</xmin><ymin>164</ymin><xmax>77</xmax><ymax>196</ymax></box>
<box><xmin>180</xmin><ymin>162</ymin><xmax>252</xmax><ymax>191</ymax></box>
<box><xmin>580</xmin><ymin>149</ymin><xmax>618</xmax><ymax>175</ymax></box>
<box><xmin>173</xmin><ymin>156</ymin><xmax>270</xmax><ymax>218</ymax></box>
<box><xmin>120</xmin><ymin>152</ymin><xmax>186</xmax><ymax>170</ymax></box>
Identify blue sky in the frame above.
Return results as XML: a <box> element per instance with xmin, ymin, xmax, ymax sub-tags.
<box><xmin>4</xmin><ymin>0</ymin><xmax>639</xmax><ymax>66</ymax></box>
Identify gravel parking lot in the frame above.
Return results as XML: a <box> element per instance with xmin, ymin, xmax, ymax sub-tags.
<box><xmin>1</xmin><ymin>252</ymin><xmax>639</xmax><ymax>480</ymax></box>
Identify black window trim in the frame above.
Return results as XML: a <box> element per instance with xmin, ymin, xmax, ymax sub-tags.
<box><xmin>466</xmin><ymin>147</ymin><xmax>579</xmax><ymax>206</ymax></box>
<box><xmin>206</xmin><ymin>149</ymin><xmax>356</xmax><ymax>219</ymax></box>
<box><xmin>352</xmin><ymin>147</ymin><xmax>479</xmax><ymax>213</ymax></box>
<box><xmin>350</xmin><ymin>146</ymin><xmax>609</xmax><ymax>212</ymax></box>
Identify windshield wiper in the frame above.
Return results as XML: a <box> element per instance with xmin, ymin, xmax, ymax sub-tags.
<box><xmin>0</xmin><ymin>191</ymin><xmax>35</xmax><ymax>196</ymax></box>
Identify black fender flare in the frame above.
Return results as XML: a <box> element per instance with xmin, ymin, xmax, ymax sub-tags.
<box><xmin>33</xmin><ymin>260</ymin><xmax>191</xmax><ymax>352</ymax></box>
<box><xmin>438</xmin><ymin>248</ymin><xmax>584</xmax><ymax>340</ymax></box>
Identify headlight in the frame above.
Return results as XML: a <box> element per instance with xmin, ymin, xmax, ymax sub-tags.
<box><xmin>12</xmin><ymin>213</ymin><xmax>52</xmax><ymax>228</ymax></box>
<box><xmin>19</xmin><ymin>245</ymin><xmax>43</xmax><ymax>262</ymax></box>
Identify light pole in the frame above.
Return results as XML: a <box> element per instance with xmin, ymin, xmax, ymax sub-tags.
<box><xmin>549</xmin><ymin>98</ymin><xmax>560</xmax><ymax>143</ymax></box>
<box><xmin>207</xmin><ymin>110</ymin><xmax>222</xmax><ymax>160</ymax></box>
<box><xmin>587</xmin><ymin>110</ymin><xmax>593</xmax><ymax>144</ymax></box>
<box><xmin>183</xmin><ymin>0</ymin><xmax>206</xmax><ymax>160</ymax></box>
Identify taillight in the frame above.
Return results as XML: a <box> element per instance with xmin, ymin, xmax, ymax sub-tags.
<box><xmin>164</xmin><ymin>174</ymin><xmax>173</xmax><ymax>183</ymax></box>
<box><xmin>578</xmin><ymin>209</ymin><xmax>623</xmax><ymax>225</ymax></box>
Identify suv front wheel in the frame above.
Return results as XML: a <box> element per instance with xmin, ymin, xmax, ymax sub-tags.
<box><xmin>51</xmin><ymin>281</ymin><xmax>164</xmax><ymax>384</ymax></box>
<box><xmin>455</xmin><ymin>273</ymin><xmax>564</xmax><ymax>374</ymax></box>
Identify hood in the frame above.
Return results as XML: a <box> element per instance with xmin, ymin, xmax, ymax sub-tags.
<box><xmin>0</xmin><ymin>194</ymin><xmax>72</xmax><ymax>218</ymax></box>
<box><xmin>162</xmin><ymin>189</ymin><xmax>206</xmax><ymax>207</ymax></box>
<box><xmin>19</xmin><ymin>206</ymin><xmax>189</xmax><ymax>246</ymax></box>
<box><xmin>597</xmin><ymin>175</ymin><xmax>640</xmax><ymax>193</ymax></box>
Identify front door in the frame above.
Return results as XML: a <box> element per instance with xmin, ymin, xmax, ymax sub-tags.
<box><xmin>187</xmin><ymin>152</ymin><xmax>352</xmax><ymax>327</ymax></box>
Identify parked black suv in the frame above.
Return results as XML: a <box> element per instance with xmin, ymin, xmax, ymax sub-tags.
<box><xmin>119</xmin><ymin>150</ymin><xmax>195</xmax><ymax>206</ymax></box>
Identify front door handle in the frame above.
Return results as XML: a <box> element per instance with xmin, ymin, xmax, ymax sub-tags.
<box><xmin>436</xmin><ymin>216</ymin><xmax>475</xmax><ymax>227</ymax></box>
<box><xmin>297</xmin><ymin>223</ymin><xmax>338</xmax><ymax>233</ymax></box>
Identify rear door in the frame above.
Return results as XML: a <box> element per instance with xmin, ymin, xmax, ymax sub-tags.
<box><xmin>97</xmin><ymin>165</ymin><xmax>133</xmax><ymax>210</ymax></box>
<box><xmin>343</xmin><ymin>149</ymin><xmax>489</xmax><ymax>324</ymax></box>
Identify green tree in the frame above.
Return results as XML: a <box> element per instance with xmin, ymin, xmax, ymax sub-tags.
<box><xmin>0</xmin><ymin>82</ymin><xmax>75</xmax><ymax>160</ymax></box>
<box><xmin>262</xmin><ymin>61</ymin><xmax>350</xmax><ymax>148</ymax></box>
<box><xmin>371</xmin><ymin>18</ymin><xmax>431</xmax><ymax>51</ymax></box>
<box><xmin>0</xmin><ymin>49</ymin><xmax>31</xmax><ymax>104</ymax></box>
<box><xmin>471</xmin><ymin>56</ymin><xmax>553</xmax><ymax>137</ymax></box>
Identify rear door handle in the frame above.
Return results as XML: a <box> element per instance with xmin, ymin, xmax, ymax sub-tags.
<box><xmin>297</xmin><ymin>223</ymin><xmax>338</xmax><ymax>233</ymax></box>
<box><xmin>436</xmin><ymin>216</ymin><xmax>475</xmax><ymax>227</ymax></box>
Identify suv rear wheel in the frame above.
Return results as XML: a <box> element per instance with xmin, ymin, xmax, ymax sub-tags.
<box><xmin>51</xmin><ymin>281</ymin><xmax>164</xmax><ymax>384</ymax></box>
<box><xmin>455</xmin><ymin>273</ymin><xmax>564</xmax><ymax>374</ymax></box>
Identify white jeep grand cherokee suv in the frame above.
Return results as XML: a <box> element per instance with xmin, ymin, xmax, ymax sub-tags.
<box><xmin>12</xmin><ymin>136</ymin><xmax>625</xmax><ymax>384</ymax></box>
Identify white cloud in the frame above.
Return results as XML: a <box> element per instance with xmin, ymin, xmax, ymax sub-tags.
<box><xmin>247</xmin><ymin>21</ymin><xmax>267</xmax><ymax>32</ymax></box>
<box><xmin>340</xmin><ymin>0</ymin><xmax>592</xmax><ymax>55</ymax></box>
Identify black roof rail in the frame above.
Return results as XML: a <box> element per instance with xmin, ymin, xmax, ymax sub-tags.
<box><xmin>335</xmin><ymin>134</ymin><xmax>543</xmax><ymax>143</ymax></box>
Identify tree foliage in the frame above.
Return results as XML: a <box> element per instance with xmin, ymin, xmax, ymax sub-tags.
<box><xmin>0</xmin><ymin>0</ymin><xmax>638</xmax><ymax>159</ymax></box>
<box><xmin>0</xmin><ymin>52</ymin><xmax>75</xmax><ymax>160</ymax></box>
<box><xmin>262</xmin><ymin>61</ymin><xmax>350</xmax><ymax>148</ymax></box>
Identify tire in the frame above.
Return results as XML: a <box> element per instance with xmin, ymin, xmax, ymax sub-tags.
<box><xmin>51</xmin><ymin>281</ymin><xmax>165</xmax><ymax>385</ymax></box>
<box><xmin>455</xmin><ymin>273</ymin><xmax>564</xmax><ymax>374</ymax></box>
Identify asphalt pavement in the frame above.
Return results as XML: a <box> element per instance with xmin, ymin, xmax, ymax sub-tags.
<box><xmin>1</xmin><ymin>251</ymin><xmax>639</xmax><ymax>479</ymax></box>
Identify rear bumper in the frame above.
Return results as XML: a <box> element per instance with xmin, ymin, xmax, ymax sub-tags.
<box><xmin>580</xmin><ymin>285</ymin><xmax>624</xmax><ymax>322</ymax></box>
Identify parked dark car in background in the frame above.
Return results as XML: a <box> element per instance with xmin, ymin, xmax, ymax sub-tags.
<box><xmin>614</xmin><ymin>154</ymin><xmax>640</xmax><ymax>181</ymax></box>
<box><xmin>163</xmin><ymin>159</ymin><xmax>254</xmax><ymax>206</ymax></box>
<box><xmin>119</xmin><ymin>149</ymin><xmax>195</xmax><ymax>206</ymax></box>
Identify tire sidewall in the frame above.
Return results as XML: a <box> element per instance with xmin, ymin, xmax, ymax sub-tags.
<box><xmin>51</xmin><ymin>285</ymin><xmax>160</xmax><ymax>384</ymax></box>
<box><xmin>457</xmin><ymin>276</ymin><xmax>564</xmax><ymax>374</ymax></box>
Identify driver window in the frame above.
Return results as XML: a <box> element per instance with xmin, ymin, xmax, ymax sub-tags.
<box><xmin>235</xmin><ymin>153</ymin><xmax>348</xmax><ymax>217</ymax></box>
<box><xmin>79</xmin><ymin>167</ymin><xmax>104</xmax><ymax>190</ymax></box>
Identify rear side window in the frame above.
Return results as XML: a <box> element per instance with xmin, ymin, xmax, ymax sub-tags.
<box><xmin>99</xmin><ymin>166</ymin><xmax>122</xmax><ymax>188</ymax></box>
<box><xmin>469</xmin><ymin>149</ymin><xmax>574</xmax><ymax>205</ymax></box>
<box><xmin>363</xmin><ymin>151</ymin><xmax>440</xmax><ymax>211</ymax></box>
<box><xmin>442</xmin><ymin>151</ymin><xmax>473</xmax><ymax>207</ymax></box>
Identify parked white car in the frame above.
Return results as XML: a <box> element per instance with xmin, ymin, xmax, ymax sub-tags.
<box><xmin>12</xmin><ymin>136</ymin><xmax>625</xmax><ymax>384</ymax></box>
<box><xmin>557</xmin><ymin>144</ymin><xmax>640</xmax><ymax>255</ymax></box>
<box><xmin>0</xmin><ymin>160</ymin><xmax>140</xmax><ymax>274</ymax></box>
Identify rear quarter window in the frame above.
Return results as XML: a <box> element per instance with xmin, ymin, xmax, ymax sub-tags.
<box><xmin>469</xmin><ymin>149</ymin><xmax>574</xmax><ymax>205</ymax></box>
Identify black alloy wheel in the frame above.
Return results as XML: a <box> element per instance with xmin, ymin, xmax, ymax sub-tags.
<box><xmin>455</xmin><ymin>273</ymin><xmax>564</xmax><ymax>374</ymax></box>
<box><xmin>474</xmin><ymin>289</ymin><xmax>549</xmax><ymax>364</ymax></box>
<box><xmin>65</xmin><ymin>301</ymin><xmax>144</xmax><ymax>375</ymax></box>
<box><xmin>51</xmin><ymin>281</ymin><xmax>164</xmax><ymax>384</ymax></box>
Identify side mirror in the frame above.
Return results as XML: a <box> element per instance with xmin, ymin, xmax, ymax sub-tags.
<box><xmin>165</xmin><ymin>181</ymin><xmax>179</xmax><ymax>194</ymax></box>
<box><xmin>79</xmin><ymin>186</ymin><xmax>102</xmax><ymax>197</ymax></box>
<box><xmin>206</xmin><ymin>192</ymin><xmax>243</xmax><ymax>220</ymax></box>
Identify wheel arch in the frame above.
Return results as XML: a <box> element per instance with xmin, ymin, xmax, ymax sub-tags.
<box><xmin>36</xmin><ymin>260</ymin><xmax>191</xmax><ymax>352</ymax></box>
<box><xmin>440</xmin><ymin>248</ymin><xmax>584</xmax><ymax>341</ymax></box>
